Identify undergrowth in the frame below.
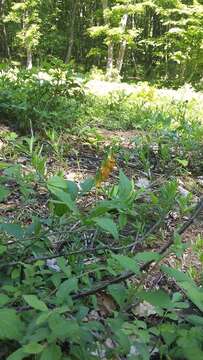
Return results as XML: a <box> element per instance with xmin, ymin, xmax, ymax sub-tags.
<box><xmin>0</xmin><ymin>67</ymin><xmax>203</xmax><ymax>359</ymax></box>
<box><xmin>0</xmin><ymin>67</ymin><xmax>203</xmax><ymax>133</ymax></box>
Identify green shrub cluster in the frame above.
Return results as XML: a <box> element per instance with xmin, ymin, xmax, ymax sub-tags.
<box><xmin>0</xmin><ymin>67</ymin><xmax>84</xmax><ymax>132</ymax></box>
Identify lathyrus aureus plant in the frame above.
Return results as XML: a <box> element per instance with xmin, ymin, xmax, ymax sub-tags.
<box><xmin>96</xmin><ymin>151</ymin><xmax>116</xmax><ymax>188</ymax></box>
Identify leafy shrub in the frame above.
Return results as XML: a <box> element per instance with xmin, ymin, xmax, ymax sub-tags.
<box><xmin>0</xmin><ymin>67</ymin><xmax>84</xmax><ymax>132</ymax></box>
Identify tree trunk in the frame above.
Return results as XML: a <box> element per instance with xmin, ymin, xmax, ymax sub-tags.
<box><xmin>116</xmin><ymin>13</ymin><xmax>128</xmax><ymax>74</ymax></box>
<box><xmin>106</xmin><ymin>42</ymin><xmax>114</xmax><ymax>76</ymax></box>
<box><xmin>26</xmin><ymin>48</ymin><xmax>32</xmax><ymax>69</ymax></box>
<box><xmin>0</xmin><ymin>0</ymin><xmax>11</xmax><ymax>58</ymax></box>
<box><xmin>102</xmin><ymin>0</ymin><xmax>114</xmax><ymax>77</ymax></box>
<box><xmin>65</xmin><ymin>0</ymin><xmax>77</xmax><ymax>63</ymax></box>
<box><xmin>116</xmin><ymin>40</ymin><xmax>127</xmax><ymax>74</ymax></box>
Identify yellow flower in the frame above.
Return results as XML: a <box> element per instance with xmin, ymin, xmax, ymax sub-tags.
<box><xmin>96</xmin><ymin>154</ymin><xmax>116</xmax><ymax>188</ymax></box>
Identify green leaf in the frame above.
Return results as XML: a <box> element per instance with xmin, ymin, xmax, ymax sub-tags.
<box><xmin>0</xmin><ymin>223</ymin><xmax>24</xmax><ymax>239</ymax></box>
<box><xmin>0</xmin><ymin>162</ymin><xmax>10</xmax><ymax>169</ymax></box>
<box><xmin>118</xmin><ymin>170</ymin><xmax>134</xmax><ymax>201</ymax></box>
<box><xmin>50</xmin><ymin>188</ymin><xmax>78</xmax><ymax>213</ymax></box>
<box><xmin>0</xmin><ymin>308</ymin><xmax>24</xmax><ymax>340</ymax></box>
<box><xmin>23</xmin><ymin>295</ymin><xmax>48</xmax><ymax>312</ymax></box>
<box><xmin>138</xmin><ymin>290</ymin><xmax>173</xmax><ymax>309</ymax></box>
<box><xmin>7</xmin><ymin>348</ymin><xmax>26</xmax><ymax>360</ymax></box>
<box><xmin>186</xmin><ymin>315</ymin><xmax>203</xmax><ymax>326</ymax></box>
<box><xmin>159</xmin><ymin>323</ymin><xmax>177</xmax><ymax>346</ymax></box>
<box><xmin>0</xmin><ymin>294</ymin><xmax>10</xmax><ymax>306</ymax></box>
<box><xmin>180</xmin><ymin>281</ymin><xmax>203</xmax><ymax>312</ymax></box>
<box><xmin>0</xmin><ymin>245</ymin><xmax>7</xmax><ymax>255</ymax></box>
<box><xmin>48</xmin><ymin>176</ymin><xmax>78</xmax><ymax>200</ymax></box>
<box><xmin>47</xmin><ymin>176</ymin><xmax>68</xmax><ymax>190</ymax></box>
<box><xmin>23</xmin><ymin>342</ymin><xmax>44</xmax><ymax>354</ymax></box>
<box><xmin>115</xmin><ymin>329</ymin><xmax>131</xmax><ymax>355</ymax></box>
<box><xmin>135</xmin><ymin>252</ymin><xmax>160</xmax><ymax>263</ymax></box>
<box><xmin>56</xmin><ymin>278</ymin><xmax>78</xmax><ymax>304</ymax></box>
<box><xmin>119</xmin><ymin>213</ymin><xmax>127</xmax><ymax>230</ymax></box>
<box><xmin>108</xmin><ymin>284</ymin><xmax>127</xmax><ymax>307</ymax></box>
<box><xmin>161</xmin><ymin>265</ymin><xmax>203</xmax><ymax>312</ymax></box>
<box><xmin>40</xmin><ymin>344</ymin><xmax>62</xmax><ymax>360</ymax></box>
<box><xmin>94</xmin><ymin>217</ymin><xmax>119</xmax><ymax>240</ymax></box>
<box><xmin>112</xmin><ymin>254</ymin><xmax>140</xmax><ymax>274</ymax></box>
<box><xmin>161</xmin><ymin>265</ymin><xmax>193</xmax><ymax>283</ymax></box>
<box><xmin>79</xmin><ymin>177</ymin><xmax>95</xmax><ymax>195</ymax></box>
<box><xmin>0</xmin><ymin>186</ymin><xmax>10</xmax><ymax>202</ymax></box>
<box><xmin>36</xmin><ymin>312</ymin><xmax>51</xmax><ymax>325</ymax></box>
<box><xmin>48</xmin><ymin>314</ymin><xmax>80</xmax><ymax>341</ymax></box>
<box><xmin>176</xmin><ymin>158</ymin><xmax>188</xmax><ymax>167</ymax></box>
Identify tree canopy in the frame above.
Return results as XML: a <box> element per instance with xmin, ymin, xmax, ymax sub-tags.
<box><xmin>0</xmin><ymin>0</ymin><xmax>203</xmax><ymax>85</ymax></box>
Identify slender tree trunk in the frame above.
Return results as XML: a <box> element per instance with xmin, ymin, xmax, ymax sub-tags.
<box><xmin>116</xmin><ymin>13</ymin><xmax>128</xmax><ymax>74</ymax></box>
<box><xmin>0</xmin><ymin>0</ymin><xmax>11</xmax><ymax>58</ymax></box>
<box><xmin>106</xmin><ymin>42</ymin><xmax>114</xmax><ymax>76</ymax></box>
<box><xmin>65</xmin><ymin>0</ymin><xmax>77</xmax><ymax>63</ymax></box>
<box><xmin>26</xmin><ymin>48</ymin><xmax>32</xmax><ymax>69</ymax></box>
<box><xmin>102</xmin><ymin>0</ymin><xmax>114</xmax><ymax>77</ymax></box>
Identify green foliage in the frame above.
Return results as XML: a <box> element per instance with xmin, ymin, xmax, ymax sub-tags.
<box><xmin>0</xmin><ymin>66</ymin><xmax>83</xmax><ymax>131</ymax></box>
<box><xmin>0</xmin><ymin>149</ymin><xmax>203</xmax><ymax>359</ymax></box>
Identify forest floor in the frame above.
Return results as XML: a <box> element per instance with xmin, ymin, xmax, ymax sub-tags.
<box><xmin>1</xmin><ymin>123</ymin><xmax>203</xmax><ymax>282</ymax></box>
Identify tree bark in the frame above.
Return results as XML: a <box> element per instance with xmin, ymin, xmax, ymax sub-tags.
<box><xmin>65</xmin><ymin>0</ymin><xmax>77</xmax><ymax>63</ymax></box>
<box><xmin>0</xmin><ymin>0</ymin><xmax>11</xmax><ymax>58</ymax></box>
<box><xmin>106</xmin><ymin>42</ymin><xmax>114</xmax><ymax>76</ymax></box>
<box><xmin>26</xmin><ymin>48</ymin><xmax>32</xmax><ymax>69</ymax></box>
<box><xmin>102</xmin><ymin>0</ymin><xmax>114</xmax><ymax>77</ymax></box>
<box><xmin>116</xmin><ymin>13</ymin><xmax>128</xmax><ymax>74</ymax></box>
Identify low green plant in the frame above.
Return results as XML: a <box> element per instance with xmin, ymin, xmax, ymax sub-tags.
<box><xmin>1</xmin><ymin>159</ymin><xmax>203</xmax><ymax>359</ymax></box>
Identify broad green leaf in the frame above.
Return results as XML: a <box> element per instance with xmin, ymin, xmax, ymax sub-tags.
<box><xmin>94</xmin><ymin>217</ymin><xmax>119</xmax><ymax>239</ymax></box>
<box><xmin>0</xmin><ymin>245</ymin><xmax>6</xmax><ymax>255</ymax></box>
<box><xmin>50</xmin><ymin>188</ymin><xmax>78</xmax><ymax>212</ymax></box>
<box><xmin>0</xmin><ymin>294</ymin><xmax>10</xmax><ymax>306</ymax></box>
<box><xmin>0</xmin><ymin>162</ymin><xmax>10</xmax><ymax>169</ymax></box>
<box><xmin>48</xmin><ymin>176</ymin><xmax>78</xmax><ymax>200</ymax></box>
<box><xmin>36</xmin><ymin>312</ymin><xmax>51</xmax><ymax>325</ymax></box>
<box><xmin>7</xmin><ymin>348</ymin><xmax>26</xmax><ymax>360</ymax></box>
<box><xmin>48</xmin><ymin>313</ymin><xmax>80</xmax><ymax>341</ymax></box>
<box><xmin>112</xmin><ymin>254</ymin><xmax>140</xmax><ymax>274</ymax></box>
<box><xmin>0</xmin><ymin>186</ymin><xmax>10</xmax><ymax>202</ymax></box>
<box><xmin>23</xmin><ymin>295</ymin><xmax>48</xmax><ymax>312</ymax></box>
<box><xmin>161</xmin><ymin>265</ymin><xmax>203</xmax><ymax>311</ymax></box>
<box><xmin>0</xmin><ymin>223</ymin><xmax>24</xmax><ymax>239</ymax></box>
<box><xmin>108</xmin><ymin>284</ymin><xmax>127</xmax><ymax>307</ymax></box>
<box><xmin>159</xmin><ymin>323</ymin><xmax>177</xmax><ymax>346</ymax></box>
<box><xmin>135</xmin><ymin>252</ymin><xmax>160</xmax><ymax>263</ymax></box>
<box><xmin>138</xmin><ymin>290</ymin><xmax>174</xmax><ymax>309</ymax></box>
<box><xmin>47</xmin><ymin>176</ymin><xmax>68</xmax><ymax>190</ymax></box>
<box><xmin>23</xmin><ymin>342</ymin><xmax>44</xmax><ymax>354</ymax></box>
<box><xmin>118</xmin><ymin>170</ymin><xmax>134</xmax><ymax>201</ymax></box>
<box><xmin>56</xmin><ymin>278</ymin><xmax>78</xmax><ymax>304</ymax></box>
<box><xmin>115</xmin><ymin>329</ymin><xmax>131</xmax><ymax>355</ymax></box>
<box><xmin>119</xmin><ymin>213</ymin><xmax>127</xmax><ymax>229</ymax></box>
<box><xmin>186</xmin><ymin>315</ymin><xmax>203</xmax><ymax>326</ymax></box>
<box><xmin>161</xmin><ymin>265</ymin><xmax>194</xmax><ymax>283</ymax></box>
<box><xmin>0</xmin><ymin>308</ymin><xmax>24</xmax><ymax>340</ymax></box>
<box><xmin>180</xmin><ymin>281</ymin><xmax>203</xmax><ymax>312</ymax></box>
<box><xmin>79</xmin><ymin>177</ymin><xmax>95</xmax><ymax>195</ymax></box>
<box><xmin>40</xmin><ymin>344</ymin><xmax>62</xmax><ymax>360</ymax></box>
